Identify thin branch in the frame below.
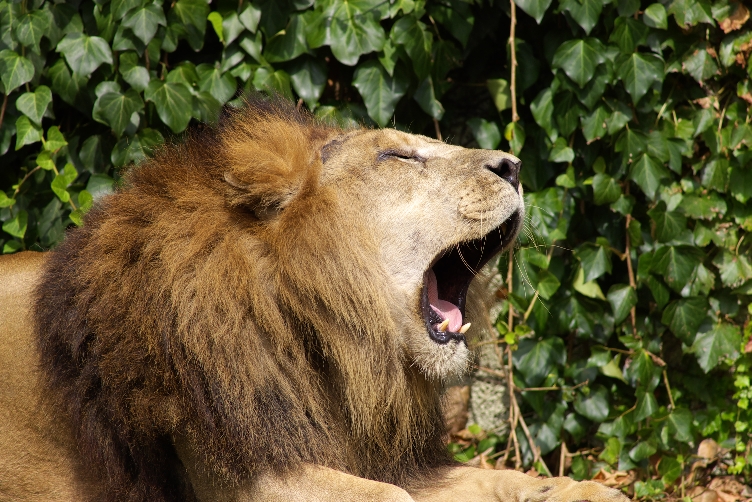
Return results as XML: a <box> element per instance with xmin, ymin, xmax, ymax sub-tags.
<box><xmin>0</xmin><ymin>93</ymin><xmax>7</xmax><ymax>130</ymax></box>
<box><xmin>507</xmin><ymin>248</ymin><xmax>514</xmax><ymax>330</ymax></box>
<box><xmin>433</xmin><ymin>118</ymin><xmax>442</xmax><ymax>141</ymax></box>
<box><xmin>11</xmin><ymin>166</ymin><xmax>42</xmax><ymax>200</ymax></box>
<box><xmin>509</xmin><ymin>0</ymin><xmax>518</xmax><ymax>122</ymax></box>
<box><xmin>663</xmin><ymin>369</ymin><xmax>675</xmax><ymax>409</ymax></box>
<box><xmin>624</xmin><ymin>183</ymin><xmax>637</xmax><ymax>336</ymax></box>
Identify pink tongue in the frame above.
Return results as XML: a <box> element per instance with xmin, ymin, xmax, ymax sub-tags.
<box><xmin>427</xmin><ymin>269</ymin><xmax>463</xmax><ymax>332</ymax></box>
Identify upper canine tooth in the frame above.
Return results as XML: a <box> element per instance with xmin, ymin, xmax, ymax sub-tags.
<box><xmin>501</xmin><ymin>222</ymin><xmax>508</xmax><ymax>234</ymax></box>
<box><xmin>459</xmin><ymin>323</ymin><xmax>471</xmax><ymax>334</ymax></box>
<box><xmin>437</xmin><ymin>319</ymin><xmax>450</xmax><ymax>332</ymax></box>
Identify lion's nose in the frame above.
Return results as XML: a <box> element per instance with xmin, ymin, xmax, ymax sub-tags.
<box><xmin>486</xmin><ymin>157</ymin><xmax>521</xmax><ymax>192</ymax></box>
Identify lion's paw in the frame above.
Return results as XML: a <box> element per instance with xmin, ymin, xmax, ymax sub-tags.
<box><xmin>531</xmin><ymin>477</ymin><xmax>630</xmax><ymax>502</ymax></box>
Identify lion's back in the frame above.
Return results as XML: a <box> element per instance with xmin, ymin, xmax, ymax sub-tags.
<box><xmin>0</xmin><ymin>252</ymin><xmax>102</xmax><ymax>502</ymax></box>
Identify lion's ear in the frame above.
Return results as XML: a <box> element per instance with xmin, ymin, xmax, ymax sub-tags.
<box><xmin>222</xmin><ymin>118</ymin><xmax>321</xmax><ymax>217</ymax></box>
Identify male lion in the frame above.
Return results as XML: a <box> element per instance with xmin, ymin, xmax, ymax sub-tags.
<box><xmin>0</xmin><ymin>98</ymin><xmax>627</xmax><ymax>502</ymax></box>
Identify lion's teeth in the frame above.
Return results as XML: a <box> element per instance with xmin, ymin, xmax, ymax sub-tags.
<box><xmin>459</xmin><ymin>323</ymin><xmax>471</xmax><ymax>334</ymax></box>
<box><xmin>437</xmin><ymin>319</ymin><xmax>450</xmax><ymax>332</ymax></box>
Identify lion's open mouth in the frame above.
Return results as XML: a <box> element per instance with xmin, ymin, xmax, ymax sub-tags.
<box><xmin>422</xmin><ymin>211</ymin><xmax>521</xmax><ymax>344</ymax></box>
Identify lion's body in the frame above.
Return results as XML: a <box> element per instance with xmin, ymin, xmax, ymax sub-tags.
<box><xmin>0</xmin><ymin>98</ymin><xmax>628</xmax><ymax>502</ymax></box>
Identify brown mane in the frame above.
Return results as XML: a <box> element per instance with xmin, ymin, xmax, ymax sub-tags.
<box><xmin>33</xmin><ymin>97</ymin><xmax>450</xmax><ymax>502</ymax></box>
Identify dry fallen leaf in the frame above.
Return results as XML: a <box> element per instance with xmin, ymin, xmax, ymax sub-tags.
<box><xmin>691</xmin><ymin>487</ymin><xmax>719</xmax><ymax>502</ymax></box>
<box><xmin>720</xmin><ymin>3</ymin><xmax>750</xmax><ymax>33</ymax></box>
<box><xmin>697</xmin><ymin>438</ymin><xmax>720</xmax><ymax>465</ymax></box>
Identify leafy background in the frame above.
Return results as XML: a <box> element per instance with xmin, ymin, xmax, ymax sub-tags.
<box><xmin>1</xmin><ymin>0</ymin><xmax>751</xmax><ymax>497</ymax></box>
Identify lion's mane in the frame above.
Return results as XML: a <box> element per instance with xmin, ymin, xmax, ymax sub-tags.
<box><xmin>33</xmin><ymin>98</ymin><xmax>451</xmax><ymax>502</ymax></box>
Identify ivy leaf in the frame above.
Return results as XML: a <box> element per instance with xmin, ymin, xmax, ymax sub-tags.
<box><xmin>692</xmin><ymin>323</ymin><xmax>741</xmax><ymax>373</ymax></box>
<box><xmin>15</xmin><ymin>115</ymin><xmax>42</xmax><ymax>150</ymax></box>
<box><xmin>592</xmin><ymin>173</ymin><xmax>622</xmax><ymax>205</ymax></box>
<box><xmin>652</xmin><ymin>246</ymin><xmax>703</xmax><ymax>292</ymax></box>
<box><xmin>426</xmin><ymin>1</ymin><xmax>474</xmax><ymax>47</ymax></box>
<box><xmin>661</xmin><ymin>296</ymin><xmax>708</xmax><ymax>345</ymax></box>
<box><xmin>352</xmin><ymin>60</ymin><xmax>408</xmax><ymax>127</ymax></box>
<box><xmin>634</xmin><ymin>388</ymin><xmax>658</xmax><ymax>421</ymax></box>
<box><xmin>289</xmin><ymin>56</ymin><xmax>327</xmax><ymax>109</ymax></box>
<box><xmin>15</xmin><ymin>85</ymin><xmax>52</xmax><ymax>125</ymax></box>
<box><xmin>608</xmin><ymin>284</ymin><xmax>637</xmax><ymax>324</ymax></box>
<box><xmin>467</xmin><ymin>118</ymin><xmax>501</xmax><ymax>150</ymax></box>
<box><xmin>536</xmin><ymin>270</ymin><xmax>561</xmax><ymax>300</ymax></box>
<box><xmin>683</xmin><ymin>42</ymin><xmax>719</xmax><ymax>84</ymax></box>
<box><xmin>577</xmin><ymin>242</ymin><xmax>612</xmax><ymax>282</ymax></box>
<box><xmin>552</xmin><ymin>38</ymin><xmax>606</xmax><ymax>88</ymax></box>
<box><xmin>93</xmin><ymin>88</ymin><xmax>145</xmax><ymax>137</ymax></box>
<box><xmin>487</xmin><ymin>79</ymin><xmax>511</xmax><ymax>112</ymax></box>
<box><xmin>713</xmin><ymin>250</ymin><xmax>752</xmax><ymax>288</ymax></box>
<box><xmin>48</xmin><ymin>58</ymin><xmax>85</xmax><ymax>105</ymax></box>
<box><xmin>122</xmin><ymin>3</ymin><xmax>166</xmax><ymax>45</ymax></box>
<box><xmin>15</xmin><ymin>10</ymin><xmax>49</xmax><ymax>53</ymax></box>
<box><xmin>252</xmin><ymin>67</ymin><xmax>293</xmax><ymax>100</ymax></box>
<box><xmin>119</xmin><ymin>52</ymin><xmax>150</xmax><ymax>92</ymax></box>
<box><xmin>391</xmin><ymin>15</ymin><xmax>432</xmax><ymax>78</ymax></box>
<box><xmin>609</xmin><ymin>17</ymin><xmax>648</xmax><ymax>54</ymax></box>
<box><xmin>648</xmin><ymin>202</ymin><xmax>687</xmax><ymax>242</ymax></box>
<box><xmin>2</xmin><ymin>210</ymin><xmax>28</xmax><ymax>238</ymax></box>
<box><xmin>574</xmin><ymin>385</ymin><xmax>610</xmax><ymax>422</ymax></box>
<box><xmin>196</xmin><ymin>64</ymin><xmax>237</xmax><ymax>104</ymax></box>
<box><xmin>548</xmin><ymin>137</ymin><xmax>574</xmax><ymax>163</ymax></box>
<box><xmin>144</xmin><ymin>80</ymin><xmax>193</xmax><ymax>133</ymax></box>
<box><xmin>0</xmin><ymin>49</ymin><xmax>34</xmax><ymax>92</ymax></box>
<box><xmin>667</xmin><ymin>409</ymin><xmax>693</xmax><ymax>442</ymax></box>
<box><xmin>680</xmin><ymin>193</ymin><xmax>727</xmax><ymax>220</ymax></box>
<box><xmin>169</xmin><ymin>0</ymin><xmax>210</xmax><ymax>51</ymax></box>
<box><xmin>617</xmin><ymin>52</ymin><xmax>664</xmax><ymax>103</ymax></box>
<box><xmin>414</xmin><ymin>77</ymin><xmax>444</xmax><ymax>120</ymax></box>
<box><xmin>264</xmin><ymin>13</ymin><xmax>308</xmax><ymax>63</ymax></box>
<box><xmin>581</xmin><ymin>105</ymin><xmax>608</xmax><ymax>143</ymax></box>
<box><xmin>328</xmin><ymin>0</ymin><xmax>386</xmax><ymax>66</ymax></box>
<box><xmin>643</xmin><ymin>3</ymin><xmax>668</xmax><ymax>29</ymax></box>
<box><xmin>560</xmin><ymin>0</ymin><xmax>602</xmax><ymax>35</ymax></box>
<box><xmin>56</xmin><ymin>33</ymin><xmax>113</xmax><ymax>76</ymax></box>
<box><xmin>44</xmin><ymin>126</ymin><xmax>67</xmax><ymax>152</ymax></box>
<box><xmin>513</xmin><ymin>337</ymin><xmax>565</xmax><ymax>386</ymax></box>
<box><xmin>514</xmin><ymin>0</ymin><xmax>553</xmax><ymax>24</ymax></box>
<box><xmin>531</xmin><ymin>88</ymin><xmax>555</xmax><ymax>141</ymax></box>
<box><xmin>629</xmin><ymin>440</ymin><xmax>657</xmax><ymax>462</ymax></box>
<box><xmin>629</xmin><ymin>154</ymin><xmax>669</xmax><ymax>198</ymax></box>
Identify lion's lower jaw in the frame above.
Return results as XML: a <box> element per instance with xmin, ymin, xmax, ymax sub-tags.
<box><xmin>411</xmin><ymin>337</ymin><xmax>471</xmax><ymax>380</ymax></box>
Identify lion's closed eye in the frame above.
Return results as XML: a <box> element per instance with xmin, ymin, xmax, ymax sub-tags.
<box><xmin>377</xmin><ymin>150</ymin><xmax>426</xmax><ymax>163</ymax></box>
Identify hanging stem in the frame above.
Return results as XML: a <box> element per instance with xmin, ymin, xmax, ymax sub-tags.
<box><xmin>509</xmin><ymin>0</ymin><xmax>518</xmax><ymax>123</ymax></box>
<box><xmin>624</xmin><ymin>184</ymin><xmax>637</xmax><ymax>336</ymax></box>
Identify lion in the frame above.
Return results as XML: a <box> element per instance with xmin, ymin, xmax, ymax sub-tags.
<box><xmin>0</xmin><ymin>97</ymin><xmax>627</xmax><ymax>502</ymax></box>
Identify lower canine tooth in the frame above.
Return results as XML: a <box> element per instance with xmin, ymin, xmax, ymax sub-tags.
<box><xmin>437</xmin><ymin>319</ymin><xmax>450</xmax><ymax>332</ymax></box>
<box><xmin>459</xmin><ymin>323</ymin><xmax>471</xmax><ymax>334</ymax></box>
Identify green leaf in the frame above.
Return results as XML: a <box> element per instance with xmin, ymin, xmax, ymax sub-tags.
<box><xmin>536</xmin><ymin>270</ymin><xmax>561</xmax><ymax>300</ymax></box>
<box><xmin>577</xmin><ymin>243</ymin><xmax>612</xmax><ymax>282</ymax></box>
<box><xmin>661</xmin><ymin>297</ymin><xmax>708</xmax><ymax>343</ymax></box>
<box><xmin>15</xmin><ymin>85</ymin><xmax>52</xmax><ymax>125</ymax></box>
<box><xmin>414</xmin><ymin>77</ymin><xmax>444</xmax><ymax>120</ymax></box>
<box><xmin>592</xmin><ymin>173</ymin><xmax>622</xmax><ymax>205</ymax></box>
<box><xmin>629</xmin><ymin>440</ymin><xmax>657</xmax><ymax>461</ymax></box>
<box><xmin>252</xmin><ymin>67</ymin><xmax>293</xmax><ymax>100</ymax></box>
<box><xmin>692</xmin><ymin>323</ymin><xmax>741</xmax><ymax>373</ymax></box>
<box><xmin>467</xmin><ymin>118</ymin><xmax>501</xmax><ymax>150</ymax></box>
<box><xmin>608</xmin><ymin>284</ymin><xmax>637</xmax><ymax>324</ymax></box>
<box><xmin>531</xmin><ymin>88</ymin><xmax>555</xmax><ymax>140</ymax></box>
<box><xmin>48</xmin><ymin>58</ymin><xmax>85</xmax><ymax>105</ymax></box>
<box><xmin>609</xmin><ymin>17</ymin><xmax>648</xmax><ymax>54</ymax></box>
<box><xmin>44</xmin><ymin>126</ymin><xmax>67</xmax><ymax>152</ymax></box>
<box><xmin>513</xmin><ymin>336</ymin><xmax>565</xmax><ymax>386</ymax></box>
<box><xmin>169</xmin><ymin>0</ymin><xmax>210</xmax><ymax>51</ymax></box>
<box><xmin>652</xmin><ymin>245</ymin><xmax>703</xmax><ymax>292</ymax></box>
<box><xmin>713</xmin><ymin>250</ymin><xmax>752</xmax><ymax>288</ymax></box>
<box><xmin>239</xmin><ymin>3</ymin><xmax>261</xmax><ymax>33</ymax></box>
<box><xmin>648</xmin><ymin>203</ymin><xmax>687</xmax><ymax>242</ymax></box>
<box><xmin>119</xmin><ymin>52</ymin><xmax>150</xmax><ymax>92</ymax></box>
<box><xmin>560</xmin><ymin>0</ymin><xmax>602</xmax><ymax>35</ymax></box>
<box><xmin>668</xmin><ymin>0</ymin><xmax>714</xmax><ymax>28</ymax></box>
<box><xmin>426</xmin><ymin>1</ymin><xmax>474</xmax><ymax>47</ymax></box>
<box><xmin>208</xmin><ymin>11</ymin><xmax>224</xmax><ymax>42</ymax></box>
<box><xmin>144</xmin><ymin>80</ymin><xmax>193</xmax><ymax>133</ymax></box>
<box><xmin>56</xmin><ymin>33</ymin><xmax>113</xmax><ymax>76</ymax></box>
<box><xmin>552</xmin><ymin>38</ymin><xmax>606</xmax><ymax>88</ymax></box>
<box><xmin>15</xmin><ymin>115</ymin><xmax>42</xmax><ymax>150</ymax></box>
<box><xmin>515</xmin><ymin>0</ymin><xmax>553</xmax><ymax>24</ymax></box>
<box><xmin>730</xmin><ymin>165</ymin><xmax>752</xmax><ymax>203</ymax></box>
<box><xmin>643</xmin><ymin>3</ymin><xmax>668</xmax><ymax>29</ymax></box>
<box><xmin>548</xmin><ymin>137</ymin><xmax>574</xmax><ymax>163</ymax></box>
<box><xmin>629</xmin><ymin>154</ymin><xmax>669</xmax><ymax>198</ymax></box>
<box><xmin>617</xmin><ymin>52</ymin><xmax>664</xmax><ymax>103</ymax></box>
<box><xmin>555</xmin><ymin>165</ymin><xmax>576</xmax><ymax>188</ymax></box>
<box><xmin>289</xmin><ymin>56</ymin><xmax>327</xmax><ymax>109</ymax></box>
<box><xmin>505</xmin><ymin>122</ymin><xmax>525</xmax><ymax>155</ymax></box>
<box><xmin>265</xmin><ymin>13</ymin><xmax>308</xmax><ymax>63</ymax></box>
<box><xmin>391</xmin><ymin>15</ymin><xmax>431</xmax><ymax>78</ymax></box>
<box><xmin>15</xmin><ymin>11</ymin><xmax>49</xmax><ymax>53</ymax></box>
<box><xmin>0</xmin><ymin>49</ymin><xmax>34</xmax><ymax>92</ymax></box>
<box><xmin>487</xmin><ymin>78</ymin><xmax>511</xmax><ymax>112</ymax></box>
<box><xmin>352</xmin><ymin>61</ymin><xmax>408</xmax><ymax>127</ymax></box>
<box><xmin>573</xmin><ymin>266</ymin><xmax>606</xmax><ymax>300</ymax></box>
<box><xmin>667</xmin><ymin>408</ymin><xmax>693</xmax><ymax>442</ymax></box>
<box><xmin>122</xmin><ymin>4</ymin><xmax>166</xmax><ymax>45</ymax></box>
<box><xmin>2</xmin><ymin>210</ymin><xmax>27</xmax><ymax>239</ymax></box>
<box><xmin>634</xmin><ymin>388</ymin><xmax>658</xmax><ymax>421</ymax></box>
<box><xmin>581</xmin><ymin>105</ymin><xmax>608</xmax><ymax>143</ymax></box>
<box><xmin>0</xmin><ymin>190</ymin><xmax>15</xmax><ymax>207</ymax></box>
<box><xmin>680</xmin><ymin>193</ymin><xmax>727</xmax><ymax>220</ymax></box>
<box><xmin>196</xmin><ymin>64</ymin><xmax>237</xmax><ymax>104</ymax></box>
<box><xmin>327</xmin><ymin>0</ymin><xmax>386</xmax><ymax>66</ymax></box>
<box><xmin>93</xmin><ymin>88</ymin><xmax>145</xmax><ymax>137</ymax></box>
<box><xmin>683</xmin><ymin>42</ymin><xmax>719</xmax><ymax>84</ymax></box>
<box><xmin>574</xmin><ymin>386</ymin><xmax>610</xmax><ymax>422</ymax></box>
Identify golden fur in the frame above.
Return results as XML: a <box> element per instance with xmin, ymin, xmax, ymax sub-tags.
<box><xmin>0</xmin><ymin>97</ymin><xmax>635</xmax><ymax>502</ymax></box>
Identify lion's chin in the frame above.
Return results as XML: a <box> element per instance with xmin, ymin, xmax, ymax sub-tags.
<box><xmin>411</xmin><ymin>335</ymin><xmax>472</xmax><ymax>380</ymax></box>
